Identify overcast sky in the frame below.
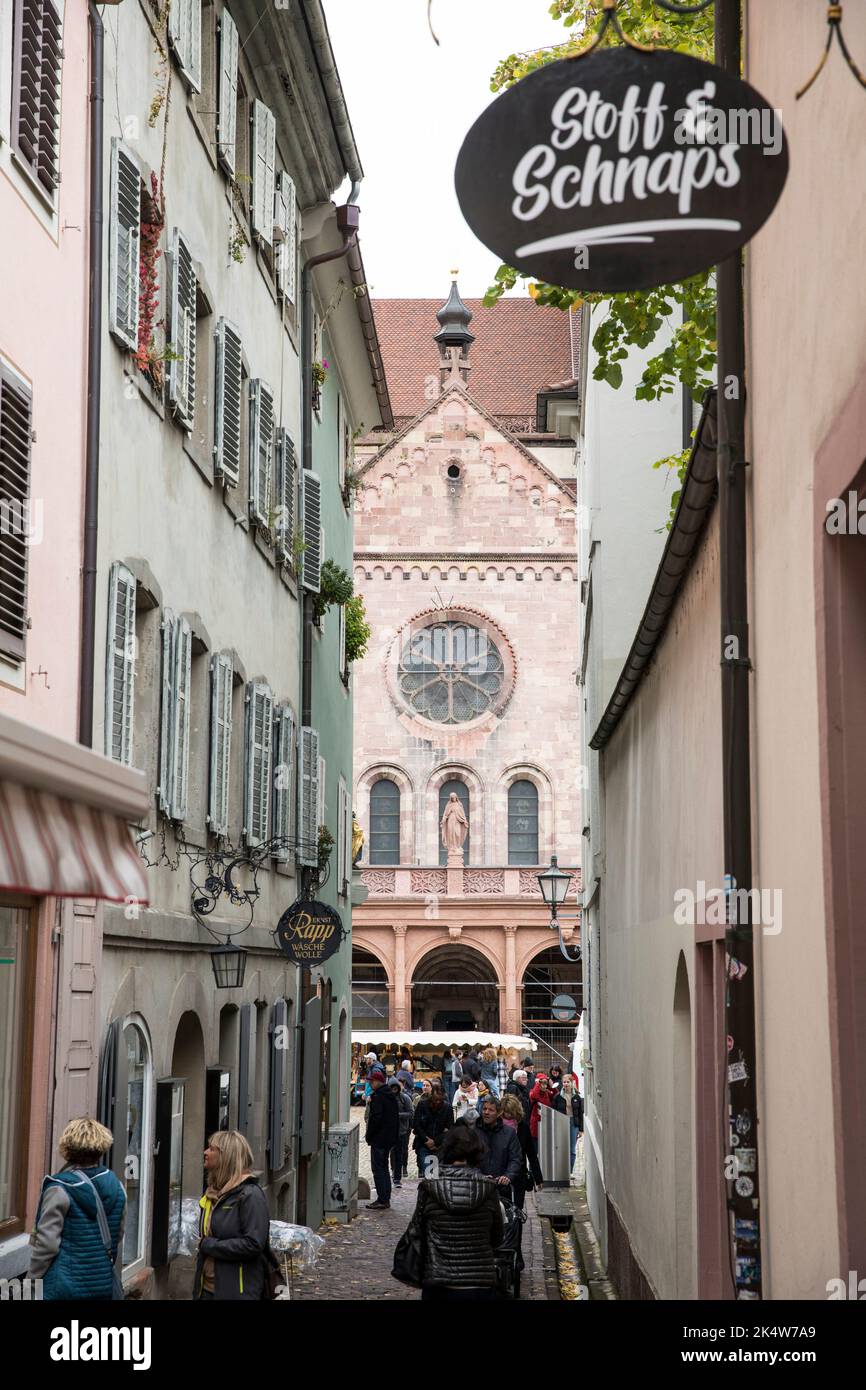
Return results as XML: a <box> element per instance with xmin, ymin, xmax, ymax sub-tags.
<box><xmin>326</xmin><ymin>0</ymin><xmax>567</xmax><ymax>299</ymax></box>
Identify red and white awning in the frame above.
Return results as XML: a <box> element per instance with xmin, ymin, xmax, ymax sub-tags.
<box><xmin>0</xmin><ymin>780</ymin><xmax>149</xmax><ymax>905</ymax></box>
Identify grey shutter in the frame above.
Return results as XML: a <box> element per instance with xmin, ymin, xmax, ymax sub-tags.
<box><xmin>171</xmin><ymin>616</ymin><xmax>192</xmax><ymax>820</ymax></box>
<box><xmin>267</xmin><ymin>997</ymin><xmax>288</xmax><ymax>1169</ymax></box>
<box><xmin>300</xmin><ymin>994</ymin><xmax>322</xmax><ymax>1157</ymax></box>
<box><xmin>273</xmin><ymin>704</ymin><xmax>294</xmax><ymax>860</ymax></box>
<box><xmin>208</xmin><ymin>652</ymin><xmax>233</xmax><ymax>837</ymax></box>
<box><xmin>274</xmin><ymin>428</ymin><xmax>295</xmax><ymax>564</ymax></box>
<box><xmin>297</xmin><ymin>725</ymin><xmax>319</xmax><ymax>867</ymax></box>
<box><xmin>105</xmin><ymin>563</ymin><xmax>136</xmax><ymax>765</ymax></box>
<box><xmin>217</xmin><ymin>8</ymin><xmax>238</xmax><ymax>174</ymax></box>
<box><xmin>11</xmin><ymin>0</ymin><xmax>62</xmax><ymax>196</ymax></box>
<box><xmin>337</xmin><ymin>393</ymin><xmax>346</xmax><ymax>491</ymax></box>
<box><xmin>244</xmin><ymin>682</ymin><xmax>274</xmax><ymax>846</ymax></box>
<box><xmin>248</xmin><ymin>380</ymin><xmax>274</xmax><ymax>527</ymax></box>
<box><xmin>214</xmin><ymin>318</ymin><xmax>242</xmax><ymax>485</ymax></box>
<box><xmin>251</xmin><ymin>99</ymin><xmax>276</xmax><ymax>244</ymax></box>
<box><xmin>338</xmin><ymin>603</ymin><xmax>346</xmax><ymax>678</ymax></box>
<box><xmin>300</xmin><ymin>470</ymin><xmax>321</xmax><ymax>593</ymax></box>
<box><xmin>97</xmin><ymin>1017</ymin><xmax>121</xmax><ymax>1161</ymax></box>
<box><xmin>0</xmin><ymin>366</ymin><xmax>32</xmax><ymax>661</ymax></box>
<box><xmin>344</xmin><ymin>783</ymin><xmax>353</xmax><ymax>893</ymax></box>
<box><xmin>109</xmin><ymin>141</ymin><xmax>140</xmax><ymax>352</ymax></box>
<box><xmin>237</xmin><ymin>1003</ymin><xmax>256</xmax><ymax>1137</ymax></box>
<box><xmin>168</xmin><ymin>230</ymin><xmax>196</xmax><ymax>429</ymax></box>
<box><xmin>275</xmin><ymin>170</ymin><xmax>297</xmax><ymax>303</ymax></box>
<box><xmin>157</xmin><ymin>609</ymin><xmax>176</xmax><ymax>814</ymax></box>
<box><xmin>337</xmin><ymin>779</ymin><xmax>346</xmax><ymax>896</ymax></box>
<box><xmin>168</xmin><ymin>0</ymin><xmax>201</xmax><ymax>91</ymax></box>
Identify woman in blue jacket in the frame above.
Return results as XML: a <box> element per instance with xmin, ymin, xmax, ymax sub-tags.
<box><xmin>29</xmin><ymin>1118</ymin><xmax>126</xmax><ymax>1300</ymax></box>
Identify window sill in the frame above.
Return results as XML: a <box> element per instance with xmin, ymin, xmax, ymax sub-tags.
<box><xmin>222</xmin><ymin>485</ymin><xmax>248</xmax><ymax>531</ymax></box>
<box><xmin>9</xmin><ymin>148</ymin><xmax>58</xmax><ymax>217</ymax></box>
<box><xmin>187</xmin><ymin>96</ymin><xmax>218</xmax><ymax>172</ymax></box>
<box><xmin>182</xmin><ymin>432</ymin><xmax>215</xmax><ymax>487</ymax></box>
<box><xmin>256</xmin><ymin>245</ymin><xmax>278</xmax><ymax>305</ymax></box>
<box><xmin>278</xmin><ymin>564</ymin><xmax>298</xmax><ymax>599</ymax></box>
<box><xmin>254</xmin><ymin>527</ymin><xmax>277</xmax><ymax>569</ymax></box>
<box><xmin>124</xmin><ymin>364</ymin><xmax>166</xmax><ymax>422</ymax></box>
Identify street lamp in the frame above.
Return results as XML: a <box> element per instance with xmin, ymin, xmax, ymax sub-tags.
<box><xmin>537</xmin><ymin>855</ymin><xmax>581</xmax><ymax>963</ymax></box>
<box><xmin>210</xmin><ymin>940</ymin><xmax>248</xmax><ymax>989</ymax></box>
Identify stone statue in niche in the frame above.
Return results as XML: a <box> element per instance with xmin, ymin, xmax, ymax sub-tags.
<box><xmin>441</xmin><ymin>792</ymin><xmax>469</xmax><ymax>865</ymax></box>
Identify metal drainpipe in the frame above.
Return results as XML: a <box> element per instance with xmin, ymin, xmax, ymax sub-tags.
<box><xmin>79</xmin><ymin>2</ymin><xmax>104</xmax><ymax>748</ymax></box>
<box><xmin>716</xmin><ymin>0</ymin><xmax>761</xmax><ymax>1300</ymax></box>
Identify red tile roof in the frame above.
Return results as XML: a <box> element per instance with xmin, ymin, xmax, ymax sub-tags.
<box><xmin>371</xmin><ymin>296</ymin><xmax>577</xmax><ymax>426</ymax></box>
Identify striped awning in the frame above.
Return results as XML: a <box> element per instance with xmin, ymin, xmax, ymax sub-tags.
<box><xmin>0</xmin><ymin>780</ymin><xmax>149</xmax><ymax>905</ymax></box>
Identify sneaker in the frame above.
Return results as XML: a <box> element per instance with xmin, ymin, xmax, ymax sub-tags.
<box><xmin>394</xmin><ymin>1182</ymin><xmax>402</xmax><ymax>1189</ymax></box>
<box><xmin>366</xmin><ymin>1200</ymin><xmax>390</xmax><ymax>1209</ymax></box>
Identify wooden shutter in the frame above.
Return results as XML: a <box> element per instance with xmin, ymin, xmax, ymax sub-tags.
<box><xmin>272</xmin><ymin>704</ymin><xmax>294</xmax><ymax>859</ymax></box>
<box><xmin>168</xmin><ymin>0</ymin><xmax>201</xmax><ymax>91</ymax></box>
<box><xmin>109</xmin><ymin>141</ymin><xmax>141</xmax><ymax>352</ymax></box>
<box><xmin>345</xmin><ymin>782</ymin><xmax>354</xmax><ymax>892</ymax></box>
<box><xmin>0</xmin><ymin>365</ymin><xmax>32</xmax><ymax>661</ymax></box>
<box><xmin>208</xmin><ymin>652</ymin><xmax>233</xmax><ymax>837</ymax></box>
<box><xmin>244</xmin><ymin>682</ymin><xmax>274</xmax><ymax>846</ymax></box>
<box><xmin>237</xmin><ymin>1003</ymin><xmax>255</xmax><ymax>1137</ymax></box>
<box><xmin>250</xmin><ymin>99</ymin><xmax>276</xmax><ymax>244</ymax></box>
<box><xmin>337</xmin><ymin>778</ymin><xmax>347</xmax><ymax>897</ymax></box>
<box><xmin>267</xmin><ymin>997</ymin><xmax>288</xmax><ymax>1169</ymax></box>
<box><xmin>217</xmin><ymin>7</ymin><xmax>238</xmax><ymax>174</ymax></box>
<box><xmin>105</xmin><ymin>563</ymin><xmax>136</xmax><ymax>765</ymax></box>
<box><xmin>168</xmin><ymin>230</ymin><xmax>196</xmax><ymax>429</ymax></box>
<box><xmin>274</xmin><ymin>427</ymin><xmax>295</xmax><ymax>564</ymax></box>
<box><xmin>157</xmin><ymin>609</ymin><xmax>176</xmax><ymax>814</ymax></box>
<box><xmin>248</xmin><ymin>379</ymin><xmax>274</xmax><ymax>527</ymax></box>
<box><xmin>214</xmin><ymin>318</ymin><xmax>242</xmax><ymax>485</ymax></box>
<box><xmin>297</xmin><ymin>725</ymin><xmax>319</xmax><ymax>867</ymax></box>
<box><xmin>299</xmin><ymin>470</ymin><xmax>321</xmax><ymax>593</ymax></box>
<box><xmin>275</xmin><ymin>170</ymin><xmax>297</xmax><ymax>303</ymax></box>
<box><xmin>171</xmin><ymin>616</ymin><xmax>192</xmax><ymax>820</ymax></box>
<box><xmin>11</xmin><ymin>0</ymin><xmax>62</xmax><ymax>196</ymax></box>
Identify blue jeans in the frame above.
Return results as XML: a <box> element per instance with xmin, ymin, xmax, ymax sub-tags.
<box><xmin>569</xmin><ymin>1120</ymin><xmax>579</xmax><ymax>1172</ymax></box>
<box><xmin>370</xmin><ymin>1145</ymin><xmax>392</xmax><ymax>1204</ymax></box>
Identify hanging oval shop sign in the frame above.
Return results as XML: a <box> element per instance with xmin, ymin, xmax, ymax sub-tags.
<box><xmin>275</xmin><ymin>899</ymin><xmax>345</xmax><ymax>969</ymax></box>
<box><xmin>455</xmin><ymin>47</ymin><xmax>789</xmax><ymax>293</ymax></box>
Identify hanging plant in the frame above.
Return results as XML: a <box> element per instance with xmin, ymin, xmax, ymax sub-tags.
<box><xmin>313</xmin><ymin>559</ymin><xmax>353</xmax><ymax>622</ymax></box>
<box><xmin>345</xmin><ymin>592</ymin><xmax>372</xmax><ymax>664</ymax></box>
<box><xmin>135</xmin><ymin>171</ymin><xmax>166</xmax><ymax>386</ymax></box>
<box><xmin>317</xmin><ymin>825</ymin><xmax>335</xmax><ymax>872</ymax></box>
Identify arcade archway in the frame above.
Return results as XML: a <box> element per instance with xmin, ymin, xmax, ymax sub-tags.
<box><xmin>521</xmin><ymin>944</ymin><xmax>583</xmax><ymax>1072</ymax></box>
<box><xmin>351</xmin><ymin>945</ymin><xmax>390</xmax><ymax>1030</ymax></box>
<box><xmin>411</xmin><ymin>944</ymin><xmax>500</xmax><ymax>1032</ymax></box>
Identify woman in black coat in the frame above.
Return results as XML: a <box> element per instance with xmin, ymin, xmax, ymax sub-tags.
<box><xmin>412</xmin><ymin>1084</ymin><xmax>454</xmax><ymax>1177</ymax></box>
<box><xmin>195</xmin><ymin>1131</ymin><xmax>271</xmax><ymax>1300</ymax></box>
<box><xmin>411</xmin><ymin>1124</ymin><xmax>504</xmax><ymax>1301</ymax></box>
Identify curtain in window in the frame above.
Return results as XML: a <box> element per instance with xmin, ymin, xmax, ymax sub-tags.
<box><xmin>508</xmin><ymin>779</ymin><xmax>539</xmax><ymax>865</ymax></box>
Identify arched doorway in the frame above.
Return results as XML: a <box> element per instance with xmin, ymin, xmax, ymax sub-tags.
<box><xmin>411</xmin><ymin>944</ymin><xmax>500</xmax><ymax>1032</ymax></box>
<box><xmin>673</xmin><ymin>953</ymin><xmax>695</xmax><ymax>1298</ymax></box>
<box><xmin>351</xmin><ymin>946</ymin><xmax>390</xmax><ymax>1030</ymax></box>
<box><xmin>171</xmin><ymin>1011</ymin><xmax>206</xmax><ymax>1204</ymax></box>
<box><xmin>521</xmin><ymin>945</ymin><xmax>583</xmax><ymax>1073</ymax></box>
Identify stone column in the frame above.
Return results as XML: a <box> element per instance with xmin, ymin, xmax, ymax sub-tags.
<box><xmin>504</xmin><ymin>924</ymin><xmax>519</xmax><ymax>1034</ymax></box>
<box><xmin>393</xmin><ymin>922</ymin><xmax>408</xmax><ymax>1031</ymax></box>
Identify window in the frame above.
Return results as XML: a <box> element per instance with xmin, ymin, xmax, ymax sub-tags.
<box><xmin>508</xmin><ymin>780</ymin><xmax>539</xmax><ymax>865</ymax></box>
<box><xmin>244</xmin><ymin>681</ymin><xmax>274</xmax><ymax>846</ymax></box>
<box><xmin>250</xmin><ymin>98</ymin><xmax>275</xmax><ymax>245</ymax></box>
<box><xmin>274</xmin><ymin>170</ymin><xmax>297</xmax><ymax>305</ymax></box>
<box><xmin>338</xmin><ymin>604</ymin><xmax>347</xmax><ymax>681</ymax></box>
<box><xmin>11</xmin><ymin>0</ymin><xmax>62</xmax><ymax>198</ymax></box>
<box><xmin>249</xmin><ymin>379</ymin><xmax>274</xmax><ymax>528</ymax></box>
<box><xmin>369</xmin><ymin>778</ymin><xmax>400</xmax><ymax>865</ymax></box>
<box><xmin>337</xmin><ymin>393</ymin><xmax>347</xmax><ymax>493</ymax></box>
<box><xmin>157</xmin><ymin>611</ymin><xmax>192</xmax><ymax>820</ymax></box>
<box><xmin>0</xmin><ymin>362</ymin><xmax>32</xmax><ymax>662</ymax></box>
<box><xmin>274</xmin><ymin>427</ymin><xmax>296</xmax><ymax>566</ymax></box>
<box><xmin>121</xmin><ymin>1021</ymin><xmax>150</xmax><ymax>1268</ymax></box>
<box><xmin>232</xmin><ymin>71</ymin><xmax>250</xmax><ymax>220</ymax></box>
<box><xmin>216</xmin><ymin>6</ymin><xmax>238</xmax><ymax>175</ymax></box>
<box><xmin>214</xmin><ymin>317</ymin><xmax>242</xmax><ymax>485</ymax></box>
<box><xmin>168</xmin><ymin>0</ymin><xmax>202</xmax><ymax>92</ymax></box>
<box><xmin>108</xmin><ymin>141</ymin><xmax>142</xmax><ymax>354</ymax></box>
<box><xmin>438</xmin><ymin>779</ymin><xmax>470</xmax><ymax>866</ymax></box>
<box><xmin>208</xmin><ymin>652</ymin><xmax>233</xmax><ymax>837</ymax></box>
<box><xmin>105</xmin><ymin>562</ymin><xmax>137</xmax><ymax>766</ymax></box>
<box><xmin>296</xmin><ymin>726</ymin><xmax>320</xmax><ymax>867</ymax></box>
<box><xmin>188</xmin><ymin>278</ymin><xmax>215</xmax><ymax>467</ymax></box>
<box><xmin>337</xmin><ymin>776</ymin><xmax>349</xmax><ymax>895</ymax></box>
<box><xmin>0</xmin><ymin>903</ymin><xmax>34</xmax><ymax>1237</ymax></box>
<box><xmin>317</xmin><ymin>754</ymin><xmax>326</xmax><ymax>832</ymax></box>
<box><xmin>299</xmin><ymin>470</ymin><xmax>322</xmax><ymax>592</ymax></box>
<box><xmin>272</xmin><ymin>704</ymin><xmax>295</xmax><ymax>860</ymax></box>
<box><xmin>399</xmin><ymin>622</ymin><xmax>505</xmax><ymax>724</ymax></box>
<box><xmin>168</xmin><ymin>230</ymin><xmax>197</xmax><ymax>430</ymax></box>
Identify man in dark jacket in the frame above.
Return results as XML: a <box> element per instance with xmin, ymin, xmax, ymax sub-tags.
<box><xmin>388</xmin><ymin>1077</ymin><xmax>414</xmax><ymax>1189</ymax></box>
<box><xmin>476</xmin><ymin>1097</ymin><xmax>522</xmax><ymax>1188</ymax></box>
<box><xmin>506</xmin><ymin>1070</ymin><xmax>532</xmax><ymax>1126</ymax></box>
<box><xmin>412</xmin><ymin>1084</ymin><xmax>454</xmax><ymax>1176</ymax></box>
<box><xmin>366</xmin><ymin>1071</ymin><xmax>399</xmax><ymax>1209</ymax></box>
<box><xmin>462</xmin><ymin>1050</ymin><xmax>482</xmax><ymax>1083</ymax></box>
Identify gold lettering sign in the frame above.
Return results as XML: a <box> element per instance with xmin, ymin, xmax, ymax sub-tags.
<box><xmin>275</xmin><ymin>900</ymin><xmax>344</xmax><ymax>970</ymax></box>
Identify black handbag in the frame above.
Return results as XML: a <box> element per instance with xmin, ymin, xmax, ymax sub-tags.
<box><xmin>392</xmin><ymin>1211</ymin><xmax>425</xmax><ymax>1288</ymax></box>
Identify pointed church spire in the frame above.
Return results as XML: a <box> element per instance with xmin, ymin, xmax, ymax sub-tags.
<box><xmin>435</xmin><ymin>275</ymin><xmax>474</xmax><ymax>386</ymax></box>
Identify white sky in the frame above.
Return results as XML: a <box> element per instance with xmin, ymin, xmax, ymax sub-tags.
<box><xmin>326</xmin><ymin>0</ymin><xmax>568</xmax><ymax>298</ymax></box>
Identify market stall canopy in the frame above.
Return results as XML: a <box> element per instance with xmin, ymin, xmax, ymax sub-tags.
<box><xmin>352</xmin><ymin>1031</ymin><xmax>537</xmax><ymax>1052</ymax></box>
<box><xmin>0</xmin><ymin>712</ymin><xmax>149</xmax><ymax>904</ymax></box>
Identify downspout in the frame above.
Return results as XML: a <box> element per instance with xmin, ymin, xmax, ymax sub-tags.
<box><xmin>79</xmin><ymin>2</ymin><xmax>104</xmax><ymax>748</ymax></box>
<box><xmin>716</xmin><ymin>0</ymin><xmax>761</xmax><ymax>1300</ymax></box>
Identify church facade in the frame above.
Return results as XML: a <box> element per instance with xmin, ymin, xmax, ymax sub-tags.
<box><xmin>350</xmin><ymin>285</ymin><xmax>584</xmax><ymax>1063</ymax></box>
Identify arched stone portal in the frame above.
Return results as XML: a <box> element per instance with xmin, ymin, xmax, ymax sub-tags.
<box><xmin>521</xmin><ymin>943</ymin><xmax>583</xmax><ymax>1073</ymax></box>
<box><xmin>411</xmin><ymin>944</ymin><xmax>500</xmax><ymax>1032</ymax></box>
<box><xmin>351</xmin><ymin>945</ymin><xmax>390</xmax><ymax>1031</ymax></box>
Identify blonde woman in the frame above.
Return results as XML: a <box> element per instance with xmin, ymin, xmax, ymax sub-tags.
<box><xmin>195</xmin><ymin>1130</ymin><xmax>271</xmax><ymax>1300</ymax></box>
<box><xmin>30</xmin><ymin>1117</ymin><xmax>126</xmax><ymax>1300</ymax></box>
<box><xmin>480</xmin><ymin>1046</ymin><xmax>500</xmax><ymax>1097</ymax></box>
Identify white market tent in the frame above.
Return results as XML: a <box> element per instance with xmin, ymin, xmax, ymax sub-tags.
<box><xmin>351</xmin><ymin>1030</ymin><xmax>537</xmax><ymax>1052</ymax></box>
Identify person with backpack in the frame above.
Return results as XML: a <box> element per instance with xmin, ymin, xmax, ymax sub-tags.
<box><xmin>195</xmin><ymin>1130</ymin><xmax>271</xmax><ymax>1300</ymax></box>
<box><xmin>29</xmin><ymin>1117</ymin><xmax>126</xmax><ymax>1301</ymax></box>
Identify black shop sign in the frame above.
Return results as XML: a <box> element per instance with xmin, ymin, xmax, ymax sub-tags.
<box><xmin>455</xmin><ymin>47</ymin><xmax>789</xmax><ymax>292</ymax></box>
<box><xmin>275</xmin><ymin>899</ymin><xmax>345</xmax><ymax>970</ymax></box>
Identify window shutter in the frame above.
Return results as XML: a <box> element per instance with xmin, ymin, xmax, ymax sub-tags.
<box><xmin>11</xmin><ymin>0</ymin><xmax>62</xmax><ymax>196</ymax></box>
<box><xmin>337</xmin><ymin>778</ymin><xmax>347</xmax><ymax>896</ymax></box>
<box><xmin>237</xmin><ymin>1003</ymin><xmax>256</xmax><ymax>1136</ymax></box>
<box><xmin>157</xmin><ymin>609</ymin><xmax>176</xmax><ymax>814</ymax></box>
<box><xmin>337</xmin><ymin>394</ymin><xmax>347</xmax><ymax>492</ymax></box>
<box><xmin>251</xmin><ymin>99</ymin><xmax>276</xmax><ymax>245</ymax></box>
<box><xmin>317</xmin><ymin>755</ymin><xmax>326</xmax><ymax>832</ymax></box>
<box><xmin>338</xmin><ymin>604</ymin><xmax>346</xmax><ymax>679</ymax></box>
<box><xmin>109</xmin><ymin>141</ymin><xmax>141</xmax><ymax>352</ymax></box>
<box><xmin>345</xmin><ymin>783</ymin><xmax>354</xmax><ymax>892</ymax></box>
<box><xmin>299</xmin><ymin>470</ymin><xmax>321</xmax><ymax>593</ymax></box>
<box><xmin>168</xmin><ymin>230</ymin><xmax>197</xmax><ymax>429</ymax></box>
<box><xmin>297</xmin><ymin>725</ymin><xmax>319</xmax><ymax>867</ymax></box>
<box><xmin>274</xmin><ymin>427</ymin><xmax>296</xmax><ymax>564</ymax></box>
<box><xmin>275</xmin><ymin>170</ymin><xmax>297</xmax><ymax>303</ymax></box>
<box><xmin>267</xmin><ymin>997</ymin><xmax>288</xmax><ymax>1168</ymax></box>
<box><xmin>214</xmin><ymin>318</ymin><xmax>242</xmax><ymax>485</ymax></box>
<box><xmin>168</xmin><ymin>0</ymin><xmax>201</xmax><ymax>91</ymax></box>
<box><xmin>273</xmin><ymin>704</ymin><xmax>295</xmax><ymax>860</ymax></box>
<box><xmin>217</xmin><ymin>7</ymin><xmax>238</xmax><ymax>175</ymax></box>
<box><xmin>171</xmin><ymin>617</ymin><xmax>192</xmax><ymax>820</ymax></box>
<box><xmin>244</xmin><ymin>682</ymin><xmax>274</xmax><ymax>847</ymax></box>
<box><xmin>208</xmin><ymin>652</ymin><xmax>233</xmax><ymax>837</ymax></box>
<box><xmin>248</xmin><ymin>380</ymin><xmax>274</xmax><ymax>528</ymax></box>
<box><xmin>105</xmin><ymin>562</ymin><xmax>136</xmax><ymax>765</ymax></box>
<box><xmin>0</xmin><ymin>366</ymin><xmax>32</xmax><ymax>662</ymax></box>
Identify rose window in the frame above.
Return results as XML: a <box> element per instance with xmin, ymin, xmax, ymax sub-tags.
<box><xmin>397</xmin><ymin>622</ymin><xmax>505</xmax><ymax>724</ymax></box>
